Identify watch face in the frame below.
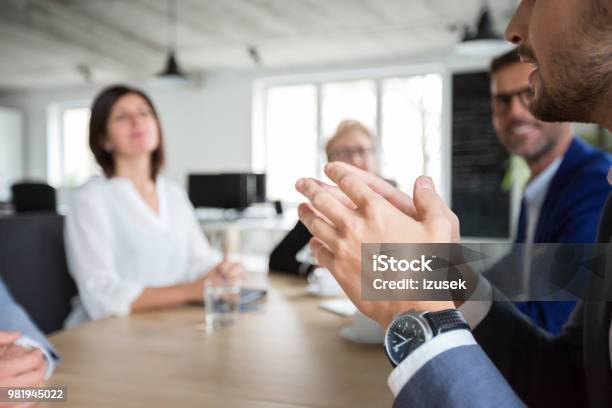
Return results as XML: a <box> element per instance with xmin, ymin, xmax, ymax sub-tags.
<box><xmin>385</xmin><ymin>315</ymin><xmax>428</xmax><ymax>365</ymax></box>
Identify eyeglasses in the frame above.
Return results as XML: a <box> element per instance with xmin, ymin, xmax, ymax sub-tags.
<box><xmin>328</xmin><ymin>147</ymin><xmax>376</xmax><ymax>162</ymax></box>
<box><xmin>491</xmin><ymin>87</ymin><xmax>535</xmax><ymax>116</ymax></box>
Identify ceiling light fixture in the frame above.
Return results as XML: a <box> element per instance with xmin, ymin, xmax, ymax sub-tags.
<box><xmin>455</xmin><ymin>2</ymin><xmax>513</xmax><ymax>57</ymax></box>
<box><xmin>157</xmin><ymin>0</ymin><xmax>189</xmax><ymax>84</ymax></box>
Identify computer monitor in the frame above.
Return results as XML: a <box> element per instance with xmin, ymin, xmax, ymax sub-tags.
<box><xmin>188</xmin><ymin>173</ymin><xmax>258</xmax><ymax>209</ymax></box>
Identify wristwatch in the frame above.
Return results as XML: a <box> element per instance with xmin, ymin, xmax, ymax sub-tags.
<box><xmin>384</xmin><ymin>309</ymin><xmax>470</xmax><ymax>367</ymax></box>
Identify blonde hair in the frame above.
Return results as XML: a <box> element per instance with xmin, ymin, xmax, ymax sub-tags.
<box><xmin>325</xmin><ymin>120</ymin><xmax>375</xmax><ymax>158</ymax></box>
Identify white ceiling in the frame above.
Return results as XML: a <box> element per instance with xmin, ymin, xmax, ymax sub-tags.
<box><xmin>0</xmin><ymin>0</ymin><xmax>518</xmax><ymax>90</ymax></box>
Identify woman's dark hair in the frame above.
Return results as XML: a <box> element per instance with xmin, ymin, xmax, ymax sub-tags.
<box><xmin>89</xmin><ymin>85</ymin><xmax>165</xmax><ymax>180</ymax></box>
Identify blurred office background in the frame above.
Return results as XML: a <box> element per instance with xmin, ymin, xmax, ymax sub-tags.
<box><xmin>0</xmin><ymin>0</ymin><xmax>610</xmax><ymax>246</ymax></box>
<box><xmin>1</xmin><ymin>3</ymin><xmax>612</xmax><ymax>405</ymax></box>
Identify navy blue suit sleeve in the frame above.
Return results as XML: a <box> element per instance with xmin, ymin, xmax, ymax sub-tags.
<box><xmin>394</xmin><ymin>345</ymin><xmax>525</xmax><ymax>408</ymax></box>
<box><xmin>473</xmin><ymin>300</ymin><xmax>585</xmax><ymax>407</ymax></box>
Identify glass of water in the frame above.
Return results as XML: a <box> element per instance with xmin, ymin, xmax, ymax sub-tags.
<box><xmin>204</xmin><ymin>281</ymin><xmax>240</xmax><ymax>332</ymax></box>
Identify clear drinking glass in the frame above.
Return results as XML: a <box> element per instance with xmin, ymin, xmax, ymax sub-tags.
<box><xmin>204</xmin><ymin>282</ymin><xmax>240</xmax><ymax>332</ymax></box>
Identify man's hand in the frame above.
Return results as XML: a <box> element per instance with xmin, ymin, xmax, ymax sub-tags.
<box><xmin>310</xmin><ymin>162</ymin><xmax>460</xmax><ymax>242</ymax></box>
<box><xmin>296</xmin><ymin>163</ymin><xmax>456</xmax><ymax>328</ymax></box>
<box><xmin>0</xmin><ymin>331</ymin><xmax>46</xmax><ymax>408</ymax></box>
<box><xmin>0</xmin><ymin>332</ymin><xmax>20</xmax><ymax>358</ymax></box>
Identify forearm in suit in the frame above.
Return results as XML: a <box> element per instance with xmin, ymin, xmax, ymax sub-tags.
<box><xmin>394</xmin><ymin>344</ymin><xmax>525</xmax><ymax>408</ymax></box>
<box><xmin>474</xmin><ymin>194</ymin><xmax>611</xmax><ymax>406</ymax></box>
<box><xmin>0</xmin><ymin>281</ymin><xmax>59</xmax><ymax>360</ymax></box>
<box><xmin>473</xmin><ymin>300</ymin><xmax>585</xmax><ymax>407</ymax></box>
<box><xmin>269</xmin><ymin>221</ymin><xmax>314</xmax><ymax>275</ymax></box>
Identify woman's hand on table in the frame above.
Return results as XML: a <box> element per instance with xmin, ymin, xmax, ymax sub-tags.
<box><xmin>186</xmin><ymin>261</ymin><xmax>246</xmax><ymax>302</ymax></box>
<box><xmin>206</xmin><ymin>260</ymin><xmax>246</xmax><ymax>285</ymax></box>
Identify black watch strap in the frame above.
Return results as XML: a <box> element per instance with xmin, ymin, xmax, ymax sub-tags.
<box><xmin>424</xmin><ymin>309</ymin><xmax>470</xmax><ymax>335</ymax></box>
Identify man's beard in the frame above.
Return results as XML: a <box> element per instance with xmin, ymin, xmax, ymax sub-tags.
<box><xmin>504</xmin><ymin>124</ymin><xmax>559</xmax><ymax>163</ymax></box>
<box><xmin>522</xmin><ymin>135</ymin><xmax>557</xmax><ymax>163</ymax></box>
<box><xmin>531</xmin><ymin>53</ymin><xmax>611</xmax><ymax>124</ymax></box>
<box><xmin>524</xmin><ymin>2</ymin><xmax>612</xmax><ymax>124</ymax></box>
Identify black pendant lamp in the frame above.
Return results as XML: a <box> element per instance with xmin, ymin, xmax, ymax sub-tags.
<box><xmin>456</xmin><ymin>3</ymin><xmax>512</xmax><ymax>57</ymax></box>
<box><xmin>158</xmin><ymin>0</ymin><xmax>188</xmax><ymax>81</ymax></box>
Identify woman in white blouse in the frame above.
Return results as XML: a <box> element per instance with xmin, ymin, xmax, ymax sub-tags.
<box><xmin>64</xmin><ymin>85</ymin><xmax>243</xmax><ymax>325</ymax></box>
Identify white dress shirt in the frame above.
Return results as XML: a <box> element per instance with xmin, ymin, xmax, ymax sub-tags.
<box><xmin>520</xmin><ymin>158</ymin><xmax>562</xmax><ymax>291</ymax></box>
<box><xmin>64</xmin><ymin>176</ymin><xmax>221</xmax><ymax>324</ymax></box>
<box><xmin>523</xmin><ymin>157</ymin><xmax>562</xmax><ymax>245</ymax></box>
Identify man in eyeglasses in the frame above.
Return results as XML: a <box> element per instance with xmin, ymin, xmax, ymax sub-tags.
<box><xmin>296</xmin><ymin>0</ymin><xmax>612</xmax><ymax>406</ymax></box>
<box><xmin>489</xmin><ymin>48</ymin><xmax>612</xmax><ymax>334</ymax></box>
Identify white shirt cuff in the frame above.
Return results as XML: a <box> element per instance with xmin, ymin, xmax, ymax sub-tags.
<box><xmin>459</xmin><ymin>274</ymin><xmax>492</xmax><ymax>329</ymax></box>
<box><xmin>15</xmin><ymin>336</ymin><xmax>56</xmax><ymax>379</ymax></box>
<box><xmin>387</xmin><ymin>330</ymin><xmax>476</xmax><ymax>396</ymax></box>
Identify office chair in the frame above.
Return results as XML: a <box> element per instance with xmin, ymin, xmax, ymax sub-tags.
<box><xmin>0</xmin><ymin>214</ymin><xmax>77</xmax><ymax>333</ymax></box>
<box><xmin>11</xmin><ymin>182</ymin><xmax>57</xmax><ymax>213</ymax></box>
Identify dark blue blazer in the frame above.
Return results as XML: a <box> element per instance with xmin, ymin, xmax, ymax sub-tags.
<box><xmin>395</xmin><ymin>195</ymin><xmax>612</xmax><ymax>408</ymax></box>
<box><xmin>515</xmin><ymin>137</ymin><xmax>611</xmax><ymax>334</ymax></box>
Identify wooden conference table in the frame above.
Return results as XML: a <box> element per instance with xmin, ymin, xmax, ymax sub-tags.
<box><xmin>44</xmin><ymin>275</ymin><xmax>394</xmax><ymax>408</ymax></box>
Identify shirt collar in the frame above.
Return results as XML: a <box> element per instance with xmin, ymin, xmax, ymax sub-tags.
<box><xmin>524</xmin><ymin>157</ymin><xmax>563</xmax><ymax>206</ymax></box>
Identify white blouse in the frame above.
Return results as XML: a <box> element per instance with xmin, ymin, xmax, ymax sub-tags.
<box><xmin>64</xmin><ymin>176</ymin><xmax>221</xmax><ymax>324</ymax></box>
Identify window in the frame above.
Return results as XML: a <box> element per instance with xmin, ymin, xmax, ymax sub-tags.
<box><xmin>256</xmin><ymin>71</ymin><xmax>445</xmax><ymax>202</ymax></box>
<box><xmin>48</xmin><ymin>106</ymin><xmax>98</xmax><ymax>188</ymax></box>
<box><xmin>265</xmin><ymin>85</ymin><xmax>318</xmax><ymax>202</ymax></box>
<box><xmin>321</xmin><ymin>80</ymin><xmax>377</xmax><ymax>139</ymax></box>
<box><xmin>381</xmin><ymin>75</ymin><xmax>443</xmax><ymax>192</ymax></box>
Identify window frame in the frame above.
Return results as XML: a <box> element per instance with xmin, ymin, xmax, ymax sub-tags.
<box><xmin>47</xmin><ymin>100</ymin><xmax>93</xmax><ymax>188</ymax></box>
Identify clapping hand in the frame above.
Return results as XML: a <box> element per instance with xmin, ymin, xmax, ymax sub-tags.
<box><xmin>296</xmin><ymin>162</ymin><xmax>458</xmax><ymax>327</ymax></box>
